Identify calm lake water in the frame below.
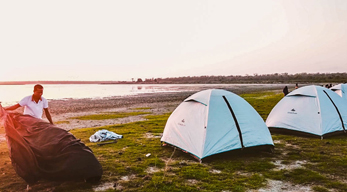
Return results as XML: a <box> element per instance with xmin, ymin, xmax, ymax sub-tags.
<box><xmin>0</xmin><ymin>84</ymin><xmax>283</xmax><ymax>106</ymax></box>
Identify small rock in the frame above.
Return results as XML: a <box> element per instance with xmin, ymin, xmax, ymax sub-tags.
<box><xmin>143</xmin><ymin>175</ymin><xmax>151</xmax><ymax>180</ymax></box>
<box><xmin>179</xmin><ymin>161</ymin><xmax>188</xmax><ymax>166</ymax></box>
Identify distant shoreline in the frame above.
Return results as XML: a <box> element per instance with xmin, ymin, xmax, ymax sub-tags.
<box><xmin>0</xmin><ymin>81</ymin><xmax>133</xmax><ymax>85</ymax></box>
<box><xmin>0</xmin><ymin>81</ymin><xmax>294</xmax><ymax>85</ymax></box>
<box><xmin>0</xmin><ymin>81</ymin><xmax>340</xmax><ymax>85</ymax></box>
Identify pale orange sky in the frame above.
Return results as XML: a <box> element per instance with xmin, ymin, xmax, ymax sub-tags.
<box><xmin>0</xmin><ymin>0</ymin><xmax>346</xmax><ymax>81</ymax></box>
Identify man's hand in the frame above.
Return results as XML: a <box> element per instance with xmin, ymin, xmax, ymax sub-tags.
<box><xmin>44</xmin><ymin>108</ymin><xmax>54</xmax><ymax>124</ymax></box>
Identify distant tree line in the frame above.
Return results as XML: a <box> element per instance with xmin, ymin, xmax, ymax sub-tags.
<box><xmin>140</xmin><ymin>73</ymin><xmax>347</xmax><ymax>84</ymax></box>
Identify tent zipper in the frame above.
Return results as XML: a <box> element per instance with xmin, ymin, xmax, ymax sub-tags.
<box><xmin>222</xmin><ymin>96</ymin><xmax>245</xmax><ymax>148</ymax></box>
<box><xmin>323</xmin><ymin>90</ymin><xmax>346</xmax><ymax>132</ymax></box>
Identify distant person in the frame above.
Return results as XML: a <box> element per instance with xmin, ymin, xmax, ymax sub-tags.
<box><xmin>4</xmin><ymin>84</ymin><xmax>53</xmax><ymax>124</ymax></box>
<box><xmin>295</xmin><ymin>83</ymin><xmax>299</xmax><ymax>89</ymax></box>
<box><xmin>325</xmin><ymin>84</ymin><xmax>329</xmax><ymax>88</ymax></box>
<box><xmin>329</xmin><ymin>83</ymin><xmax>332</xmax><ymax>88</ymax></box>
<box><xmin>283</xmin><ymin>86</ymin><xmax>289</xmax><ymax>96</ymax></box>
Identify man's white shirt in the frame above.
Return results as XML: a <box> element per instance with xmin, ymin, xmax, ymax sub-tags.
<box><xmin>18</xmin><ymin>95</ymin><xmax>48</xmax><ymax>119</ymax></box>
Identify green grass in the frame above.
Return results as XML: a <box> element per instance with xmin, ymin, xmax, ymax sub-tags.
<box><xmin>55</xmin><ymin>120</ymin><xmax>70</xmax><ymax>124</ymax></box>
<box><xmin>70</xmin><ymin>112</ymin><xmax>151</xmax><ymax>120</ymax></box>
<box><xmin>240</xmin><ymin>90</ymin><xmax>283</xmax><ymax>121</ymax></box>
<box><xmin>132</xmin><ymin>107</ymin><xmax>152</xmax><ymax>110</ymax></box>
<box><xmin>2</xmin><ymin>90</ymin><xmax>347</xmax><ymax>191</ymax></box>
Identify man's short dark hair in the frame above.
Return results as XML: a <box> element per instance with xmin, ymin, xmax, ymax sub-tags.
<box><xmin>34</xmin><ymin>84</ymin><xmax>44</xmax><ymax>91</ymax></box>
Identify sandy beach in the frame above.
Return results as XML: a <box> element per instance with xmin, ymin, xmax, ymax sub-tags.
<box><xmin>48</xmin><ymin>84</ymin><xmax>287</xmax><ymax>130</ymax></box>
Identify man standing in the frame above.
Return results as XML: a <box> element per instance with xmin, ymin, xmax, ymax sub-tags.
<box><xmin>282</xmin><ymin>86</ymin><xmax>289</xmax><ymax>96</ymax></box>
<box><xmin>5</xmin><ymin>84</ymin><xmax>53</xmax><ymax>124</ymax></box>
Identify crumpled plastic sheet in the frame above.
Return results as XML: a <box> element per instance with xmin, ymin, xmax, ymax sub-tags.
<box><xmin>89</xmin><ymin>129</ymin><xmax>123</xmax><ymax>142</ymax></box>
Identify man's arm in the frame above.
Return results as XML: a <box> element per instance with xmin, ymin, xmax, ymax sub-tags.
<box><xmin>4</xmin><ymin>104</ymin><xmax>21</xmax><ymax>111</ymax></box>
<box><xmin>44</xmin><ymin>108</ymin><xmax>54</xmax><ymax>124</ymax></box>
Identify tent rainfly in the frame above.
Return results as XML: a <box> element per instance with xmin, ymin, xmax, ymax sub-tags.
<box><xmin>266</xmin><ymin>85</ymin><xmax>347</xmax><ymax>138</ymax></box>
<box><xmin>161</xmin><ymin>89</ymin><xmax>274</xmax><ymax>161</ymax></box>
<box><xmin>331</xmin><ymin>83</ymin><xmax>347</xmax><ymax>102</ymax></box>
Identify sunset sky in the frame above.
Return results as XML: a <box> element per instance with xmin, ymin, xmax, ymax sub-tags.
<box><xmin>0</xmin><ymin>0</ymin><xmax>346</xmax><ymax>81</ymax></box>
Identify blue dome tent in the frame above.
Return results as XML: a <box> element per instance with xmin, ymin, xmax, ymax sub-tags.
<box><xmin>266</xmin><ymin>85</ymin><xmax>347</xmax><ymax>138</ymax></box>
<box><xmin>161</xmin><ymin>89</ymin><xmax>274</xmax><ymax>161</ymax></box>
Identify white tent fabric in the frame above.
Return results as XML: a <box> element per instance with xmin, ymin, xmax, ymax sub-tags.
<box><xmin>161</xmin><ymin>89</ymin><xmax>274</xmax><ymax>160</ymax></box>
<box><xmin>331</xmin><ymin>83</ymin><xmax>347</xmax><ymax>101</ymax></box>
<box><xmin>266</xmin><ymin>85</ymin><xmax>347</xmax><ymax>137</ymax></box>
